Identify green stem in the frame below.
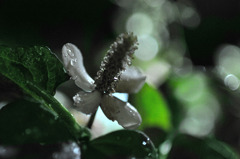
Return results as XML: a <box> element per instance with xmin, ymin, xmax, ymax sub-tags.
<box><xmin>26</xmin><ymin>81</ymin><xmax>90</xmax><ymax>140</ymax></box>
<box><xmin>87</xmin><ymin>109</ymin><xmax>98</xmax><ymax>129</ymax></box>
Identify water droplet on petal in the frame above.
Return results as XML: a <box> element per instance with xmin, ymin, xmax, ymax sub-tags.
<box><xmin>101</xmin><ymin>96</ymin><xmax>142</xmax><ymax>129</ymax></box>
<box><xmin>70</xmin><ymin>59</ymin><xmax>77</xmax><ymax>66</ymax></box>
<box><xmin>63</xmin><ymin>52</ymin><xmax>68</xmax><ymax>57</ymax></box>
<box><xmin>73</xmin><ymin>94</ymin><xmax>82</xmax><ymax>103</ymax></box>
<box><xmin>67</xmin><ymin>49</ymin><xmax>74</xmax><ymax>57</ymax></box>
<box><xmin>70</xmin><ymin>76</ymin><xmax>78</xmax><ymax>80</ymax></box>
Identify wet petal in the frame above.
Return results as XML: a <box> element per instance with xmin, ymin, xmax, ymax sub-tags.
<box><xmin>101</xmin><ymin>95</ymin><xmax>142</xmax><ymax>129</ymax></box>
<box><xmin>73</xmin><ymin>90</ymin><xmax>101</xmax><ymax>114</ymax></box>
<box><xmin>62</xmin><ymin>43</ymin><xmax>95</xmax><ymax>92</ymax></box>
<box><xmin>115</xmin><ymin>66</ymin><xmax>146</xmax><ymax>93</ymax></box>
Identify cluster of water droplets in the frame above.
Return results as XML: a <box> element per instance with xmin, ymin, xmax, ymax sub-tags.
<box><xmin>67</xmin><ymin>48</ymin><xmax>74</xmax><ymax>57</ymax></box>
<box><xmin>70</xmin><ymin>58</ymin><xmax>77</xmax><ymax>66</ymax></box>
<box><xmin>73</xmin><ymin>93</ymin><xmax>82</xmax><ymax>104</ymax></box>
<box><xmin>94</xmin><ymin>32</ymin><xmax>138</xmax><ymax>94</ymax></box>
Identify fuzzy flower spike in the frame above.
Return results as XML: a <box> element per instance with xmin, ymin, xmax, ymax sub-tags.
<box><xmin>62</xmin><ymin>33</ymin><xmax>146</xmax><ymax>129</ymax></box>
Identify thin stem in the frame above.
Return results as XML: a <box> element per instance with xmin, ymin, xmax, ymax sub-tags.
<box><xmin>87</xmin><ymin>108</ymin><xmax>98</xmax><ymax>129</ymax></box>
<box><xmin>26</xmin><ymin>81</ymin><xmax>87</xmax><ymax>142</ymax></box>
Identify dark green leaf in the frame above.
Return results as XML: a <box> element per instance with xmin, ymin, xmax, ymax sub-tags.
<box><xmin>129</xmin><ymin>83</ymin><xmax>172</xmax><ymax>131</ymax></box>
<box><xmin>83</xmin><ymin>130</ymin><xmax>158</xmax><ymax>159</ymax></box>
<box><xmin>0</xmin><ymin>45</ymin><xmax>67</xmax><ymax>95</ymax></box>
<box><xmin>0</xmin><ymin>100</ymin><xmax>76</xmax><ymax>144</ymax></box>
<box><xmin>143</xmin><ymin>127</ymin><xmax>168</xmax><ymax>148</ymax></box>
<box><xmin>0</xmin><ymin>46</ymin><xmax>90</xmax><ymax>143</ymax></box>
<box><xmin>0</xmin><ymin>141</ymin><xmax>80</xmax><ymax>159</ymax></box>
<box><xmin>168</xmin><ymin>135</ymin><xmax>239</xmax><ymax>159</ymax></box>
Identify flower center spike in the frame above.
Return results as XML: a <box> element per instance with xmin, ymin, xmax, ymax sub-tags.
<box><xmin>94</xmin><ymin>33</ymin><xmax>138</xmax><ymax>94</ymax></box>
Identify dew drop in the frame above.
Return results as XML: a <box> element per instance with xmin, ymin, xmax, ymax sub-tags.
<box><xmin>70</xmin><ymin>76</ymin><xmax>78</xmax><ymax>80</ymax></box>
<box><xmin>142</xmin><ymin>141</ymin><xmax>147</xmax><ymax>146</ymax></box>
<box><xmin>67</xmin><ymin>49</ymin><xmax>74</xmax><ymax>57</ymax></box>
<box><xmin>73</xmin><ymin>94</ymin><xmax>82</xmax><ymax>104</ymax></box>
<box><xmin>70</xmin><ymin>59</ymin><xmax>77</xmax><ymax>66</ymax></box>
<box><xmin>63</xmin><ymin>52</ymin><xmax>68</xmax><ymax>57</ymax></box>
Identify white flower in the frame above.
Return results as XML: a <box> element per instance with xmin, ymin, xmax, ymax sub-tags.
<box><xmin>62</xmin><ymin>34</ymin><xmax>146</xmax><ymax>129</ymax></box>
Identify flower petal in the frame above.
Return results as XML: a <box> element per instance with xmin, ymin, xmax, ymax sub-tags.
<box><xmin>73</xmin><ymin>90</ymin><xmax>101</xmax><ymax>114</ymax></box>
<box><xmin>101</xmin><ymin>95</ymin><xmax>142</xmax><ymax>129</ymax></box>
<box><xmin>115</xmin><ymin>66</ymin><xmax>146</xmax><ymax>93</ymax></box>
<box><xmin>62</xmin><ymin>43</ymin><xmax>95</xmax><ymax>92</ymax></box>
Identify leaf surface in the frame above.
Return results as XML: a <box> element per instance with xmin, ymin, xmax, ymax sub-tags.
<box><xmin>130</xmin><ymin>83</ymin><xmax>172</xmax><ymax>131</ymax></box>
<box><xmin>83</xmin><ymin>130</ymin><xmax>158</xmax><ymax>159</ymax></box>
<box><xmin>0</xmin><ymin>46</ymin><xmax>90</xmax><ymax>143</ymax></box>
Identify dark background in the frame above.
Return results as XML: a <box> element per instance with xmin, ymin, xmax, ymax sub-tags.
<box><xmin>1</xmin><ymin>0</ymin><xmax>240</xmax><ymax>67</ymax></box>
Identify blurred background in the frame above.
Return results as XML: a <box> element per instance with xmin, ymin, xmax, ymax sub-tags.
<box><xmin>1</xmin><ymin>0</ymin><xmax>240</xmax><ymax>158</ymax></box>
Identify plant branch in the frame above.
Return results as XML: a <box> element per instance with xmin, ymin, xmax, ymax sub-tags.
<box><xmin>87</xmin><ymin>108</ymin><xmax>98</xmax><ymax>129</ymax></box>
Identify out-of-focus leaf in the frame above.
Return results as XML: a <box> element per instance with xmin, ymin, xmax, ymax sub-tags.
<box><xmin>168</xmin><ymin>134</ymin><xmax>239</xmax><ymax>159</ymax></box>
<box><xmin>0</xmin><ymin>100</ymin><xmax>78</xmax><ymax>144</ymax></box>
<box><xmin>169</xmin><ymin>73</ymin><xmax>207</xmax><ymax>106</ymax></box>
<box><xmin>83</xmin><ymin>130</ymin><xmax>158</xmax><ymax>159</ymax></box>
<box><xmin>0</xmin><ymin>141</ymin><xmax>80</xmax><ymax>159</ymax></box>
<box><xmin>129</xmin><ymin>83</ymin><xmax>172</xmax><ymax>131</ymax></box>
<box><xmin>0</xmin><ymin>46</ymin><xmax>90</xmax><ymax>143</ymax></box>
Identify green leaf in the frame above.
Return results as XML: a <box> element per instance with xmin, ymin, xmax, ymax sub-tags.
<box><xmin>168</xmin><ymin>135</ymin><xmax>239</xmax><ymax>159</ymax></box>
<box><xmin>0</xmin><ymin>45</ymin><xmax>67</xmax><ymax>95</ymax></box>
<box><xmin>0</xmin><ymin>100</ymin><xmax>75</xmax><ymax>144</ymax></box>
<box><xmin>0</xmin><ymin>46</ymin><xmax>90</xmax><ymax>143</ymax></box>
<box><xmin>144</xmin><ymin>128</ymin><xmax>168</xmax><ymax>148</ymax></box>
<box><xmin>83</xmin><ymin>130</ymin><xmax>158</xmax><ymax>159</ymax></box>
<box><xmin>129</xmin><ymin>83</ymin><xmax>172</xmax><ymax>131</ymax></box>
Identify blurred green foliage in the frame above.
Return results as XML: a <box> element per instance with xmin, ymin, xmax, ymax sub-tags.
<box><xmin>0</xmin><ymin>99</ymin><xmax>75</xmax><ymax>144</ymax></box>
<box><xmin>130</xmin><ymin>83</ymin><xmax>172</xmax><ymax>131</ymax></box>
